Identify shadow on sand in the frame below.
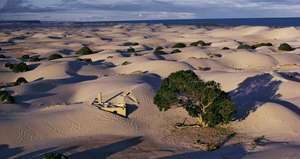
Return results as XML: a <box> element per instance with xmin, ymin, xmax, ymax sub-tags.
<box><xmin>4</xmin><ymin>136</ymin><xmax>143</xmax><ymax>159</ymax></box>
<box><xmin>0</xmin><ymin>144</ymin><xmax>23</xmax><ymax>159</ymax></box>
<box><xmin>161</xmin><ymin>144</ymin><xmax>246</xmax><ymax>159</ymax></box>
<box><xmin>230</xmin><ymin>73</ymin><xmax>300</xmax><ymax>120</ymax></box>
<box><xmin>69</xmin><ymin>136</ymin><xmax>143</xmax><ymax>159</ymax></box>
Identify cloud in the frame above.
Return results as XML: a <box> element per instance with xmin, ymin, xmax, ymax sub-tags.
<box><xmin>0</xmin><ymin>0</ymin><xmax>299</xmax><ymax>21</ymax></box>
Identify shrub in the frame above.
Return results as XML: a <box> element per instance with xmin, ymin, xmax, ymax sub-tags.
<box><xmin>5</xmin><ymin>63</ymin><xmax>13</xmax><ymax>69</ymax></box>
<box><xmin>222</xmin><ymin>47</ymin><xmax>230</xmax><ymax>50</ymax></box>
<box><xmin>122</xmin><ymin>61</ymin><xmax>131</xmax><ymax>65</ymax></box>
<box><xmin>76</xmin><ymin>46</ymin><xmax>93</xmax><ymax>55</ymax></box>
<box><xmin>10</xmin><ymin>63</ymin><xmax>29</xmax><ymax>73</ymax></box>
<box><xmin>0</xmin><ymin>54</ymin><xmax>6</xmax><ymax>58</ymax></box>
<box><xmin>43</xmin><ymin>153</ymin><xmax>68</xmax><ymax>159</ymax></box>
<box><xmin>278</xmin><ymin>43</ymin><xmax>295</xmax><ymax>51</ymax></box>
<box><xmin>154</xmin><ymin>70</ymin><xmax>235</xmax><ymax>127</ymax></box>
<box><xmin>172</xmin><ymin>43</ymin><xmax>186</xmax><ymax>48</ymax></box>
<box><xmin>153</xmin><ymin>46</ymin><xmax>167</xmax><ymax>55</ymax></box>
<box><xmin>48</xmin><ymin>53</ymin><xmax>63</xmax><ymax>61</ymax></box>
<box><xmin>123</xmin><ymin>42</ymin><xmax>139</xmax><ymax>46</ymax></box>
<box><xmin>20</xmin><ymin>55</ymin><xmax>30</xmax><ymax>61</ymax></box>
<box><xmin>252</xmin><ymin>43</ymin><xmax>273</xmax><ymax>49</ymax></box>
<box><xmin>127</xmin><ymin>47</ymin><xmax>135</xmax><ymax>53</ymax></box>
<box><xmin>237</xmin><ymin>44</ymin><xmax>254</xmax><ymax>50</ymax></box>
<box><xmin>0</xmin><ymin>91</ymin><xmax>15</xmax><ymax>104</ymax></box>
<box><xmin>15</xmin><ymin>77</ymin><xmax>28</xmax><ymax>85</ymax></box>
<box><xmin>20</xmin><ymin>55</ymin><xmax>42</xmax><ymax>62</ymax></box>
<box><xmin>29</xmin><ymin>55</ymin><xmax>41</xmax><ymax>62</ymax></box>
<box><xmin>171</xmin><ymin>49</ymin><xmax>182</xmax><ymax>54</ymax></box>
<box><xmin>191</xmin><ymin>40</ymin><xmax>211</xmax><ymax>47</ymax></box>
<box><xmin>77</xmin><ymin>58</ymin><xmax>92</xmax><ymax>63</ymax></box>
<box><xmin>198</xmin><ymin>66</ymin><xmax>211</xmax><ymax>71</ymax></box>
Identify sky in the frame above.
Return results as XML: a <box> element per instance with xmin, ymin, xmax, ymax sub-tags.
<box><xmin>0</xmin><ymin>0</ymin><xmax>299</xmax><ymax>21</ymax></box>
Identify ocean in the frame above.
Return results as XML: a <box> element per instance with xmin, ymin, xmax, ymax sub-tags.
<box><xmin>0</xmin><ymin>17</ymin><xmax>300</xmax><ymax>28</ymax></box>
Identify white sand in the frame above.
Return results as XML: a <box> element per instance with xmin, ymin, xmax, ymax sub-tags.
<box><xmin>0</xmin><ymin>25</ymin><xmax>300</xmax><ymax>158</ymax></box>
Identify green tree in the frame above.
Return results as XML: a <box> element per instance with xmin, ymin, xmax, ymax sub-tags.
<box><xmin>154</xmin><ymin>70</ymin><xmax>235</xmax><ymax>127</ymax></box>
<box><xmin>76</xmin><ymin>46</ymin><xmax>94</xmax><ymax>55</ymax></box>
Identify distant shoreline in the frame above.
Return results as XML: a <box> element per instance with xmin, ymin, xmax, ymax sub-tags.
<box><xmin>0</xmin><ymin>17</ymin><xmax>300</xmax><ymax>28</ymax></box>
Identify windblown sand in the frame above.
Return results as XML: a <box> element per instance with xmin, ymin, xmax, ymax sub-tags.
<box><xmin>0</xmin><ymin>25</ymin><xmax>300</xmax><ymax>159</ymax></box>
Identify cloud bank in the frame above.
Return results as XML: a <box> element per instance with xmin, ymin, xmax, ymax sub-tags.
<box><xmin>0</xmin><ymin>0</ymin><xmax>299</xmax><ymax>21</ymax></box>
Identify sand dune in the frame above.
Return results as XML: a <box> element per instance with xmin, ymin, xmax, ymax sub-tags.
<box><xmin>0</xmin><ymin>25</ymin><xmax>300</xmax><ymax>158</ymax></box>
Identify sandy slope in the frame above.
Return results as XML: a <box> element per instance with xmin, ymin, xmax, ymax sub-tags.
<box><xmin>0</xmin><ymin>25</ymin><xmax>300</xmax><ymax>159</ymax></box>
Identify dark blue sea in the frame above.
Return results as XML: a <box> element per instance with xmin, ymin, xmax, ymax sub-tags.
<box><xmin>1</xmin><ymin>17</ymin><xmax>300</xmax><ymax>28</ymax></box>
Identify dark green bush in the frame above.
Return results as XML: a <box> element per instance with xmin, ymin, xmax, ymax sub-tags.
<box><xmin>171</xmin><ymin>49</ymin><xmax>182</xmax><ymax>54</ymax></box>
<box><xmin>153</xmin><ymin>46</ymin><xmax>167</xmax><ymax>55</ymax></box>
<box><xmin>29</xmin><ymin>55</ymin><xmax>41</xmax><ymax>62</ymax></box>
<box><xmin>127</xmin><ymin>47</ymin><xmax>135</xmax><ymax>53</ymax></box>
<box><xmin>172</xmin><ymin>43</ymin><xmax>186</xmax><ymax>48</ymax></box>
<box><xmin>10</xmin><ymin>63</ymin><xmax>29</xmax><ymax>73</ymax></box>
<box><xmin>252</xmin><ymin>43</ymin><xmax>273</xmax><ymax>49</ymax></box>
<box><xmin>76</xmin><ymin>46</ymin><xmax>93</xmax><ymax>55</ymax></box>
<box><xmin>0</xmin><ymin>54</ymin><xmax>6</xmax><ymax>58</ymax></box>
<box><xmin>15</xmin><ymin>77</ymin><xmax>28</xmax><ymax>85</ymax></box>
<box><xmin>123</xmin><ymin>42</ymin><xmax>139</xmax><ymax>46</ymax></box>
<box><xmin>191</xmin><ymin>40</ymin><xmax>212</xmax><ymax>47</ymax></box>
<box><xmin>0</xmin><ymin>91</ymin><xmax>15</xmax><ymax>104</ymax></box>
<box><xmin>48</xmin><ymin>53</ymin><xmax>63</xmax><ymax>61</ymax></box>
<box><xmin>237</xmin><ymin>44</ymin><xmax>254</xmax><ymax>50</ymax></box>
<box><xmin>21</xmin><ymin>55</ymin><xmax>30</xmax><ymax>60</ymax></box>
<box><xmin>122</xmin><ymin>61</ymin><xmax>131</xmax><ymax>65</ymax></box>
<box><xmin>43</xmin><ymin>153</ymin><xmax>68</xmax><ymax>159</ymax></box>
<box><xmin>5</xmin><ymin>63</ymin><xmax>13</xmax><ymax>69</ymax></box>
<box><xmin>20</xmin><ymin>55</ymin><xmax>41</xmax><ymax>62</ymax></box>
<box><xmin>154</xmin><ymin>70</ymin><xmax>235</xmax><ymax>127</ymax></box>
<box><xmin>278</xmin><ymin>43</ymin><xmax>295</xmax><ymax>51</ymax></box>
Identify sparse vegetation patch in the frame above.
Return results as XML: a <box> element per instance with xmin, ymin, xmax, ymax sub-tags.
<box><xmin>0</xmin><ymin>90</ymin><xmax>15</xmax><ymax>104</ymax></box>
<box><xmin>172</xmin><ymin>43</ymin><xmax>186</xmax><ymax>48</ymax></box>
<box><xmin>191</xmin><ymin>40</ymin><xmax>212</xmax><ymax>47</ymax></box>
<box><xmin>76</xmin><ymin>46</ymin><xmax>94</xmax><ymax>55</ymax></box>
<box><xmin>278</xmin><ymin>43</ymin><xmax>295</xmax><ymax>51</ymax></box>
<box><xmin>48</xmin><ymin>53</ymin><xmax>63</xmax><ymax>61</ymax></box>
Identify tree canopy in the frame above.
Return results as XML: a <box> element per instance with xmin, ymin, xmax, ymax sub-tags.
<box><xmin>154</xmin><ymin>70</ymin><xmax>235</xmax><ymax>127</ymax></box>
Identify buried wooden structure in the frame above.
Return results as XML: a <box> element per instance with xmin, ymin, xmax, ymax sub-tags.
<box><xmin>92</xmin><ymin>91</ymin><xmax>138</xmax><ymax>117</ymax></box>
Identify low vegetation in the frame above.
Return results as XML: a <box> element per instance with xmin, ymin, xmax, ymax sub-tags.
<box><xmin>237</xmin><ymin>44</ymin><xmax>254</xmax><ymax>50</ymax></box>
<box><xmin>43</xmin><ymin>153</ymin><xmax>68</xmax><ymax>159</ymax></box>
<box><xmin>170</xmin><ymin>49</ymin><xmax>182</xmax><ymax>54</ymax></box>
<box><xmin>15</xmin><ymin>77</ymin><xmax>28</xmax><ymax>85</ymax></box>
<box><xmin>77</xmin><ymin>58</ymin><xmax>92</xmax><ymax>63</ymax></box>
<box><xmin>153</xmin><ymin>46</ymin><xmax>167</xmax><ymax>55</ymax></box>
<box><xmin>0</xmin><ymin>90</ymin><xmax>15</xmax><ymax>104</ymax></box>
<box><xmin>19</xmin><ymin>54</ymin><xmax>41</xmax><ymax>62</ymax></box>
<box><xmin>48</xmin><ymin>53</ymin><xmax>63</xmax><ymax>61</ymax></box>
<box><xmin>122</xmin><ymin>61</ymin><xmax>131</xmax><ymax>65</ymax></box>
<box><xmin>127</xmin><ymin>47</ymin><xmax>136</xmax><ymax>53</ymax></box>
<box><xmin>198</xmin><ymin>66</ymin><xmax>211</xmax><ymax>71</ymax></box>
<box><xmin>5</xmin><ymin>62</ymin><xmax>29</xmax><ymax>73</ymax></box>
<box><xmin>172</xmin><ymin>43</ymin><xmax>186</xmax><ymax>48</ymax></box>
<box><xmin>191</xmin><ymin>40</ymin><xmax>212</xmax><ymax>47</ymax></box>
<box><xmin>238</xmin><ymin>42</ymin><xmax>273</xmax><ymax>50</ymax></box>
<box><xmin>154</xmin><ymin>70</ymin><xmax>235</xmax><ymax>127</ymax></box>
<box><xmin>123</xmin><ymin>42</ymin><xmax>139</xmax><ymax>46</ymax></box>
<box><xmin>278</xmin><ymin>43</ymin><xmax>295</xmax><ymax>51</ymax></box>
<box><xmin>222</xmin><ymin>47</ymin><xmax>230</xmax><ymax>50</ymax></box>
<box><xmin>252</xmin><ymin>42</ymin><xmax>273</xmax><ymax>49</ymax></box>
<box><xmin>76</xmin><ymin>46</ymin><xmax>94</xmax><ymax>55</ymax></box>
<box><xmin>0</xmin><ymin>54</ymin><xmax>7</xmax><ymax>58</ymax></box>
